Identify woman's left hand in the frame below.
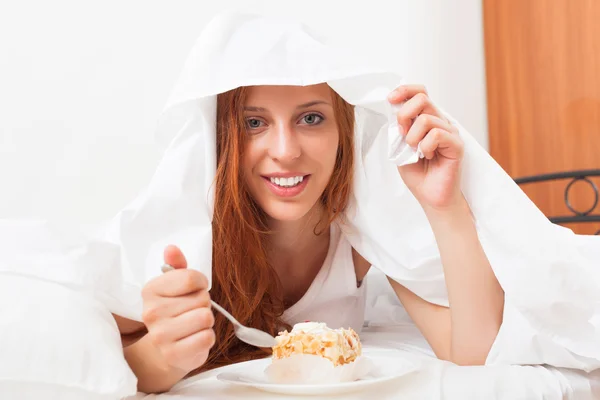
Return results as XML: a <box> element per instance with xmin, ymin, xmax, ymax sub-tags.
<box><xmin>389</xmin><ymin>85</ymin><xmax>465</xmax><ymax>210</ymax></box>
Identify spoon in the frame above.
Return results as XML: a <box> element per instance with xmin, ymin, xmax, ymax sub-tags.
<box><xmin>160</xmin><ymin>264</ymin><xmax>277</xmax><ymax>348</ymax></box>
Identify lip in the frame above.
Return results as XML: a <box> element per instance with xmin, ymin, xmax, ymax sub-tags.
<box><xmin>262</xmin><ymin>172</ymin><xmax>309</xmax><ymax>178</ymax></box>
<box><xmin>262</xmin><ymin>175</ymin><xmax>310</xmax><ymax>198</ymax></box>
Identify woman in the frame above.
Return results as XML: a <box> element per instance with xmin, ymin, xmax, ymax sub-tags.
<box><xmin>114</xmin><ymin>81</ymin><xmax>504</xmax><ymax>393</ymax></box>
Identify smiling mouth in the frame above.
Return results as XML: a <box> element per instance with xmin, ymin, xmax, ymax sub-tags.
<box><xmin>261</xmin><ymin>174</ymin><xmax>311</xmax><ymax>198</ymax></box>
<box><xmin>267</xmin><ymin>175</ymin><xmax>306</xmax><ymax>188</ymax></box>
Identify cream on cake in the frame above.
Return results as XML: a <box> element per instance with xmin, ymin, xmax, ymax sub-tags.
<box><xmin>272</xmin><ymin>322</ymin><xmax>362</xmax><ymax>367</ymax></box>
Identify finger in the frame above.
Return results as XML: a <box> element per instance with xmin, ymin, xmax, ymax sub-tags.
<box><xmin>143</xmin><ymin>269</ymin><xmax>209</xmax><ymax>298</ymax></box>
<box><xmin>405</xmin><ymin>114</ymin><xmax>455</xmax><ymax>148</ymax></box>
<box><xmin>142</xmin><ymin>289</ymin><xmax>211</xmax><ymax>323</ymax></box>
<box><xmin>396</xmin><ymin>92</ymin><xmax>441</xmax><ymax>136</ymax></box>
<box><xmin>151</xmin><ymin>307</ymin><xmax>215</xmax><ymax>345</ymax></box>
<box><xmin>164</xmin><ymin>245</ymin><xmax>187</xmax><ymax>269</ymax></box>
<box><xmin>387</xmin><ymin>84</ymin><xmax>428</xmax><ymax>104</ymax></box>
<box><xmin>419</xmin><ymin>128</ymin><xmax>464</xmax><ymax>160</ymax></box>
<box><xmin>161</xmin><ymin>329</ymin><xmax>215</xmax><ymax>371</ymax></box>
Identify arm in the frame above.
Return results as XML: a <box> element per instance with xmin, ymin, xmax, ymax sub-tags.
<box><xmin>387</xmin><ymin>196</ymin><xmax>504</xmax><ymax>365</ymax></box>
<box><xmin>424</xmin><ymin>196</ymin><xmax>504</xmax><ymax>365</ymax></box>
<box><xmin>385</xmin><ymin>84</ymin><xmax>504</xmax><ymax>365</ymax></box>
<box><xmin>386</xmin><ymin>279</ymin><xmax>452</xmax><ymax>360</ymax></box>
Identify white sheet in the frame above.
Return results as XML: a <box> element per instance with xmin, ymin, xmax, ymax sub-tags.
<box><xmin>127</xmin><ymin>325</ymin><xmax>600</xmax><ymax>400</ymax></box>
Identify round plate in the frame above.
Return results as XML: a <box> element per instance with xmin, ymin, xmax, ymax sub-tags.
<box><xmin>216</xmin><ymin>348</ymin><xmax>419</xmax><ymax>396</ymax></box>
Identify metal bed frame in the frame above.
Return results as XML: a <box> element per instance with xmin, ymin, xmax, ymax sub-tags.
<box><xmin>514</xmin><ymin>169</ymin><xmax>600</xmax><ymax>235</ymax></box>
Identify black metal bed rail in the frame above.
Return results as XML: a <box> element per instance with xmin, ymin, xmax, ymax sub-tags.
<box><xmin>514</xmin><ymin>169</ymin><xmax>600</xmax><ymax>235</ymax></box>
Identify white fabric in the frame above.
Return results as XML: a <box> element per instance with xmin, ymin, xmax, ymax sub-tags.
<box><xmin>1</xmin><ymin>12</ymin><xmax>599</xmax><ymax>399</ymax></box>
<box><xmin>0</xmin><ymin>273</ymin><xmax>138</xmax><ymax>400</ymax></box>
<box><xmin>0</xmin><ymin>219</ymin><xmax>141</xmax><ymax>321</ymax></box>
<box><xmin>282</xmin><ymin>223</ymin><xmax>367</xmax><ymax>333</ymax></box>
<box><xmin>126</xmin><ymin>325</ymin><xmax>600</xmax><ymax>400</ymax></box>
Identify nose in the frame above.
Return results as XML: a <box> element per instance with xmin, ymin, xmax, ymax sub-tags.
<box><xmin>268</xmin><ymin>121</ymin><xmax>301</xmax><ymax>163</ymax></box>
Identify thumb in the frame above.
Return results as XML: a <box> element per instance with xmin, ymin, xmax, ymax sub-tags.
<box><xmin>163</xmin><ymin>245</ymin><xmax>188</xmax><ymax>269</ymax></box>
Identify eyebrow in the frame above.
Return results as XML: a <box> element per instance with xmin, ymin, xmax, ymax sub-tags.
<box><xmin>243</xmin><ymin>100</ymin><xmax>331</xmax><ymax>112</ymax></box>
<box><xmin>296</xmin><ymin>100</ymin><xmax>331</xmax><ymax>109</ymax></box>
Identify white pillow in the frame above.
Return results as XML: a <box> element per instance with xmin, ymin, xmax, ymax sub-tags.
<box><xmin>0</xmin><ymin>273</ymin><xmax>138</xmax><ymax>399</ymax></box>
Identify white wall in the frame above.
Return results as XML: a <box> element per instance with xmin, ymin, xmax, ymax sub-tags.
<box><xmin>0</xmin><ymin>0</ymin><xmax>488</xmax><ymax>226</ymax></box>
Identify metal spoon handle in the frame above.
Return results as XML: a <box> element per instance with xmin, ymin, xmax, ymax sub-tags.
<box><xmin>209</xmin><ymin>300</ymin><xmax>241</xmax><ymax>328</ymax></box>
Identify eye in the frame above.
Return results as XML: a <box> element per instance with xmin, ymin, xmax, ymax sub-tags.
<box><xmin>299</xmin><ymin>113</ymin><xmax>324</xmax><ymax>125</ymax></box>
<box><xmin>246</xmin><ymin>118</ymin><xmax>265</xmax><ymax>129</ymax></box>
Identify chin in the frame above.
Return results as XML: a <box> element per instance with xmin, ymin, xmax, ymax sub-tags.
<box><xmin>262</xmin><ymin>201</ymin><xmax>315</xmax><ymax>222</ymax></box>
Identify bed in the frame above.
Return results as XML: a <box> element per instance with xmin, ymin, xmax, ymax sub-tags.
<box><xmin>513</xmin><ymin>169</ymin><xmax>600</xmax><ymax>235</ymax></box>
<box><xmin>127</xmin><ymin>325</ymin><xmax>600</xmax><ymax>400</ymax></box>
<box><xmin>126</xmin><ymin>268</ymin><xmax>600</xmax><ymax>400</ymax></box>
<box><xmin>1</xmin><ymin>224</ymin><xmax>599</xmax><ymax>399</ymax></box>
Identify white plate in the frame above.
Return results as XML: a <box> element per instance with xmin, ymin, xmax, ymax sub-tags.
<box><xmin>216</xmin><ymin>348</ymin><xmax>420</xmax><ymax>396</ymax></box>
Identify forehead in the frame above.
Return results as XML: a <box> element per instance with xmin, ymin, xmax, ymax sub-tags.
<box><xmin>244</xmin><ymin>84</ymin><xmax>332</xmax><ymax>106</ymax></box>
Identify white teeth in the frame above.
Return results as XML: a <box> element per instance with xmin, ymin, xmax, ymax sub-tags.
<box><xmin>269</xmin><ymin>176</ymin><xmax>305</xmax><ymax>188</ymax></box>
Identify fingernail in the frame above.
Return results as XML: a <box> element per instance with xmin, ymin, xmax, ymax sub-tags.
<box><xmin>387</xmin><ymin>91</ymin><xmax>397</xmax><ymax>101</ymax></box>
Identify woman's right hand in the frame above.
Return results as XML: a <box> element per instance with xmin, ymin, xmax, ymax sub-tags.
<box><xmin>141</xmin><ymin>245</ymin><xmax>216</xmax><ymax>374</ymax></box>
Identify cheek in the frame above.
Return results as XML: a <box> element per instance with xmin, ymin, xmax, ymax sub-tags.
<box><xmin>317</xmin><ymin>131</ymin><xmax>340</xmax><ymax>172</ymax></box>
<box><xmin>241</xmin><ymin>147</ymin><xmax>258</xmax><ymax>188</ymax></box>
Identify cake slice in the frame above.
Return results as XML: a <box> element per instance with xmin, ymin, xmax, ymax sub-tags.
<box><xmin>272</xmin><ymin>322</ymin><xmax>362</xmax><ymax>367</ymax></box>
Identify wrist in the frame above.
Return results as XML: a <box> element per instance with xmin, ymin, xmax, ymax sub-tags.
<box><xmin>124</xmin><ymin>334</ymin><xmax>189</xmax><ymax>393</ymax></box>
<box><xmin>421</xmin><ymin>193</ymin><xmax>470</xmax><ymax>220</ymax></box>
<box><xmin>420</xmin><ymin>195</ymin><xmax>478</xmax><ymax>240</ymax></box>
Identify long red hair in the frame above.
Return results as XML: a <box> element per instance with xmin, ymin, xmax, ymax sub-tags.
<box><xmin>191</xmin><ymin>85</ymin><xmax>355</xmax><ymax>374</ymax></box>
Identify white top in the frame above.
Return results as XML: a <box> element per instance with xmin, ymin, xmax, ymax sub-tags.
<box><xmin>282</xmin><ymin>223</ymin><xmax>367</xmax><ymax>333</ymax></box>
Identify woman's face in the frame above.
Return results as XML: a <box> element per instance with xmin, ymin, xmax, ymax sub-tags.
<box><xmin>242</xmin><ymin>84</ymin><xmax>340</xmax><ymax>222</ymax></box>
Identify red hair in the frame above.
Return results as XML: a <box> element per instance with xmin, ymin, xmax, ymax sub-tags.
<box><xmin>191</xmin><ymin>85</ymin><xmax>355</xmax><ymax>374</ymax></box>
